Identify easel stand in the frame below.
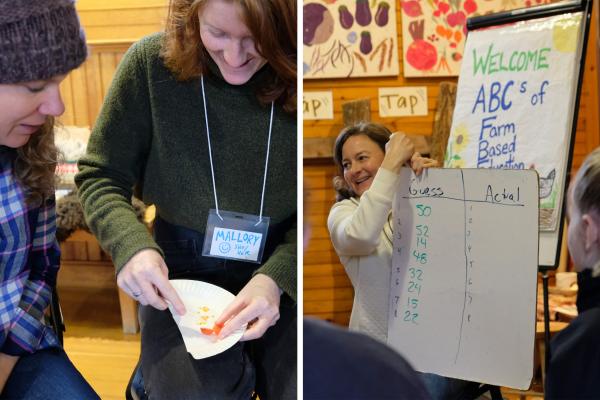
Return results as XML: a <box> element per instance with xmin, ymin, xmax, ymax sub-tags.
<box><xmin>541</xmin><ymin>270</ymin><xmax>551</xmax><ymax>374</ymax></box>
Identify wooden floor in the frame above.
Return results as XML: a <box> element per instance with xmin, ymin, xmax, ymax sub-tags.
<box><xmin>64</xmin><ymin>337</ymin><xmax>139</xmax><ymax>399</ymax></box>
<box><xmin>59</xmin><ymin>286</ymin><xmax>140</xmax><ymax>399</ymax></box>
<box><xmin>502</xmin><ymin>391</ymin><xmax>543</xmax><ymax>400</ymax></box>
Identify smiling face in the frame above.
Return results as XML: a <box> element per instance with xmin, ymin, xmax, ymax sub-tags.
<box><xmin>341</xmin><ymin>134</ymin><xmax>386</xmax><ymax>197</ymax></box>
<box><xmin>0</xmin><ymin>75</ymin><xmax>66</xmax><ymax>148</ymax></box>
<box><xmin>198</xmin><ymin>0</ymin><xmax>267</xmax><ymax>85</ymax></box>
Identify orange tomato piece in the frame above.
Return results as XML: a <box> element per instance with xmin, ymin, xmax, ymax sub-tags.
<box><xmin>213</xmin><ymin>323</ymin><xmax>223</xmax><ymax>335</ymax></box>
<box><xmin>200</xmin><ymin>323</ymin><xmax>224</xmax><ymax>336</ymax></box>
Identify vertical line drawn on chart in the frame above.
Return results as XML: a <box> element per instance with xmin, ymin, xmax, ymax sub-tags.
<box><xmin>455</xmin><ymin>169</ymin><xmax>468</xmax><ymax>364</ymax></box>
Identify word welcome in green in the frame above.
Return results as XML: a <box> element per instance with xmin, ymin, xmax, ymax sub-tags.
<box><xmin>473</xmin><ymin>44</ymin><xmax>551</xmax><ymax>76</ymax></box>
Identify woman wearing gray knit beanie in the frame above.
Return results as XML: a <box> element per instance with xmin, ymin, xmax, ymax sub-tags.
<box><xmin>0</xmin><ymin>1</ymin><xmax>98</xmax><ymax>399</ymax></box>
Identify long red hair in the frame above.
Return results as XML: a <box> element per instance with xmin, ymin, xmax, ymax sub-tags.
<box><xmin>161</xmin><ymin>0</ymin><xmax>296</xmax><ymax>113</ymax></box>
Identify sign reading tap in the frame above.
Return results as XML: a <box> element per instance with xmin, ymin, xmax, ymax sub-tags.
<box><xmin>379</xmin><ymin>87</ymin><xmax>428</xmax><ymax>117</ymax></box>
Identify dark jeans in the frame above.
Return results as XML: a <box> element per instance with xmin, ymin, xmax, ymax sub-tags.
<box><xmin>1</xmin><ymin>347</ymin><xmax>99</xmax><ymax>400</ymax></box>
<box><xmin>420</xmin><ymin>372</ymin><xmax>480</xmax><ymax>400</ymax></box>
<box><xmin>139</xmin><ymin>217</ymin><xmax>296</xmax><ymax>400</ymax></box>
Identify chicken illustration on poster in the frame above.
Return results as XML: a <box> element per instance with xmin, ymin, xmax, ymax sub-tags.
<box><xmin>303</xmin><ymin>0</ymin><xmax>400</xmax><ymax>78</ymax></box>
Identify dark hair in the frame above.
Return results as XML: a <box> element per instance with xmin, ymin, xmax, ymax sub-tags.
<box><xmin>572</xmin><ymin>147</ymin><xmax>600</xmax><ymax>216</ymax></box>
<box><xmin>14</xmin><ymin>117</ymin><xmax>59</xmax><ymax>206</ymax></box>
<box><xmin>161</xmin><ymin>0</ymin><xmax>296</xmax><ymax>113</ymax></box>
<box><xmin>332</xmin><ymin>122</ymin><xmax>391</xmax><ymax>201</ymax></box>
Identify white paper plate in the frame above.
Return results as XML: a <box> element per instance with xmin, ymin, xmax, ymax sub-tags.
<box><xmin>168</xmin><ymin>279</ymin><xmax>246</xmax><ymax>359</ymax></box>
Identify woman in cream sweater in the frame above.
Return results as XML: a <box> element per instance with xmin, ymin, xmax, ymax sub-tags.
<box><xmin>328</xmin><ymin>122</ymin><xmax>476</xmax><ymax>399</ymax></box>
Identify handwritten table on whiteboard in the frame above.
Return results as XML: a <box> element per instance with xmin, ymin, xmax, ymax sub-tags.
<box><xmin>387</xmin><ymin>168</ymin><xmax>539</xmax><ymax>390</ymax></box>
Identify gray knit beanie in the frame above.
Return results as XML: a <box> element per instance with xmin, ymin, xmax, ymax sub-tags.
<box><xmin>0</xmin><ymin>0</ymin><xmax>87</xmax><ymax>84</ymax></box>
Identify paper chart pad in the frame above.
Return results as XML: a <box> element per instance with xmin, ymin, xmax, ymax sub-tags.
<box><xmin>387</xmin><ymin>168</ymin><xmax>538</xmax><ymax>390</ymax></box>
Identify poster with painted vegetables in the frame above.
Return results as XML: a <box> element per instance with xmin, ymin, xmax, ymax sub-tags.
<box><xmin>401</xmin><ymin>0</ymin><xmax>558</xmax><ymax>77</ymax></box>
<box><xmin>444</xmin><ymin>13</ymin><xmax>583</xmax><ymax>231</ymax></box>
<box><xmin>303</xmin><ymin>0</ymin><xmax>400</xmax><ymax>78</ymax></box>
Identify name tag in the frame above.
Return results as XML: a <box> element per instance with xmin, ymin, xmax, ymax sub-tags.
<box><xmin>210</xmin><ymin>227</ymin><xmax>263</xmax><ymax>261</ymax></box>
<box><xmin>202</xmin><ymin>209</ymin><xmax>269</xmax><ymax>264</ymax></box>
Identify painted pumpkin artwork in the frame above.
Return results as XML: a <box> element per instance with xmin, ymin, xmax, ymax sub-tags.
<box><xmin>401</xmin><ymin>0</ymin><xmax>561</xmax><ymax>77</ymax></box>
<box><xmin>303</xmin><ymin>0</ymin><xmax>400</xmax><ymax>79</ymax></box>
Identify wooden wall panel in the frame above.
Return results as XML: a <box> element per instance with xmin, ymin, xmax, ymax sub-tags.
<box><xmin>54</xmin><ymin>3</ymin><xmax>169</xmax><ymax>332</ymax></box>
<box><xmin>304</xmin><ymin>164</ymin><xmax>353</xmax><ymax>325</ymax></box>
<box><xmin>59</xmin><ymin>43</ymin><xmax>132</xmax><ymax>128</ymax></box>
<box><xmin>303</xmin><ymin>4</ymin><xmax>600</xmax><ymax>326</ymax></box>
<box><xmin>576</xmin><ymin>0</ymin><xmax>600</xmax><ymax>170</ymax></box>
<box><xmin>58</xmin><ymin>0</ymin><xmax>169</xmax><ymax>128</ymax></box>
<box><xmin>76</xmin><ymin>0</ymin><xmax>169</xmax><ymax>42</ymax></box>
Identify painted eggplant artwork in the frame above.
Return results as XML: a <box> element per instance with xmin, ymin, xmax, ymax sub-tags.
<box><xmin>303</xmin><ymin>0</ymin><xmax>399</xmax><ymax>79</ymax></box>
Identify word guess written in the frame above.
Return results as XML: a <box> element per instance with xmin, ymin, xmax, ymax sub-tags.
<box><xmin>408</xmin><ymin>179</ymin><xmax>444</xmax><ymax>197</ymax></box>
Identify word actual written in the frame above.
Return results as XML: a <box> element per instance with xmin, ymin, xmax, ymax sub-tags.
<box><xmin>484</xmin><ymin>185</ymin><xmax>521</xmax><ymax>205</ymax></box>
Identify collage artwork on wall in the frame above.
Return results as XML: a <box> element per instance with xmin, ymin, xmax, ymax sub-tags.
<box><xmin>303</xmin><ymin>0</ymin><xmax>559</xmax><ymax>79</ymax></box>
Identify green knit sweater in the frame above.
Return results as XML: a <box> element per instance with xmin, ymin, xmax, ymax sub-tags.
<box><xmin>75</xmin><ymin>33</ymin><xmax>297</xmax><ymax>301</ymax></box>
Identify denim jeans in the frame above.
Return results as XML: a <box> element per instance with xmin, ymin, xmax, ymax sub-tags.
<box><xmin>1</xmin><ymin>347</ymin><xmax>99</xmax><ymax>400</ymax></box>
<box><xmin>138</xmin><ymin>217</ymin><xmax>296</xmax><ymax>400</ymax></box>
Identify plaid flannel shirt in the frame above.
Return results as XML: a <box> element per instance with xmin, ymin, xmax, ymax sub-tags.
<box><xmin>0</xmin><ymin>149</ymin><xmax>60</xmax><ymax>355</ymax></box>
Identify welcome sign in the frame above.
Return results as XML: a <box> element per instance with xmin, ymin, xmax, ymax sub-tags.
<box><xmin>445</xmin><ymin>13</ymin><xmax>583</xmax><ymax>231</ymax></box>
